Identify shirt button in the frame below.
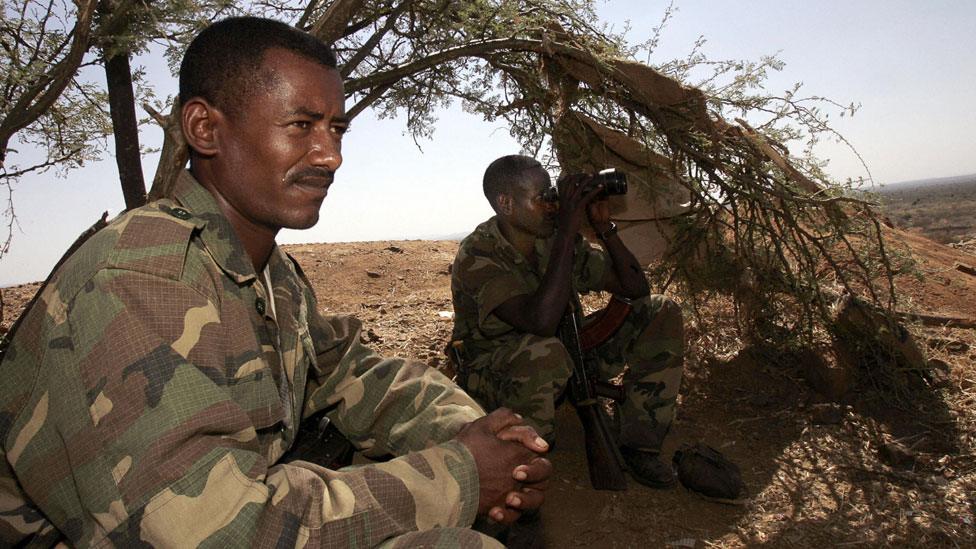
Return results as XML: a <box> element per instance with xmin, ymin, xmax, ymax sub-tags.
<box><xmin>255</xmin><ymin>297</ymin><xmax>266</xmax><ymax>316</ymax></box>
<box><xmin>167</xmin><ymin>207</ymin><xmax>192</xmax><ymax>220</ymax></box>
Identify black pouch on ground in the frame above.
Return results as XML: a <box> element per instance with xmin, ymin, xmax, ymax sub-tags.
<box><xmin>672</xmin><ymin>443</ymin><xmax>744</xmax><ymax>500</ymax></box>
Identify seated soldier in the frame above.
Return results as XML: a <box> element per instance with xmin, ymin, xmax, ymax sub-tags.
<box><xmin>0</xmin><ymin>19</ymin><xmax>550</xmax><ymax>547</ymax></box>
<box><xmin>450</xmin><ymin>154</ymin><xmax>685</xmax><ymax>488</ymax></box>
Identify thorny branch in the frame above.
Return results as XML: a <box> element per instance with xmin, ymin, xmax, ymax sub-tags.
<box><xmin>0</xmin><ymin>2</ymin><xmax>906</xmax><ymax>381</ymax></box>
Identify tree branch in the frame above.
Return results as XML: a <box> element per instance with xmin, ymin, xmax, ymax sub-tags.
<box><xmin>346</xmin><ymin>37</ymin><xmax>546</xmax><ymax>93</ymax></box>
<box><xmin>340</xmin><ymin>1</ymin><xmax>414</xmax><ymax>78</ymax></box>
<box><xmin>0</xmin><ymin>0</ymin><xmax>96</xmax><ymax>166</ymax></box>
<box><xmin>310</xmin><ymin>0</ymin><xmax>366</xmax><ymax>44</ymax></box>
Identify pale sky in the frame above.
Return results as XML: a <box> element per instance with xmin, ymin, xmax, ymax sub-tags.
<box><xmin>2</xmin><ymin>0</ymin><xmax>974</xmax><ymax>286</ymax></box>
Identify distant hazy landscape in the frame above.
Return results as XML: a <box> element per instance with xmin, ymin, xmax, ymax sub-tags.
<box><xmin>876</xmin><ymin>173</ymin><xmax>976</xmax><ymax>244</ymax></box>
<box><xmin>426</xmin><ymin>175</ymin><xmax>976</xmax><ymax>245</ymax></box>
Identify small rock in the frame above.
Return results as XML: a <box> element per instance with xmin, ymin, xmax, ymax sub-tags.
<box><xmin>955</xmin><ymin>262</ymin><xmax>976</xmax><ymax>276</ymax></box>
<box><xmin>809</xmin><ymin>403</ymin><xmax>845</xmax><ymax>425</ymax></box>
<box><xmin>925</xmin><ymin>359</ymin><xmax>952</xmax><ymax>386</ymax></box>
<box><xmin>801</xmin><ymin>348</ymin><xmax>853</xmax><ymax>401</ymax></box>
<box><xmin>360</xmin><ymin>328</ymin><xmax>383</xmax><ymax>344</ymax></box>
<box><xmin>878</xmin><ymin>440</ymin><xmax>916</xmax><ymax>469</ymax></box>
<box><xmin>385</xmin><ymin>246</ymin><xmax>404</xmax><ymax>254</ymax></box>
<box><xmin>366</xmin><ymin>270</ymin><xmax>382</xmax><ymax>278</ymax></box>
<box><xmin>946</xmin><ymin>340</ymin><xmax>969</xmax><ymax>354</ymax></box>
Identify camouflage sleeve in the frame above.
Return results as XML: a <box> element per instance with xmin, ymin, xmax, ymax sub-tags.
<box><xmin>302</xmin><ymin>310</ymin><xmax>486</xmax><ymax>457</ymax></box>
<box><xmin>453</xmin><ymin>245</ymin><xmax>530</xmax><ymax>333</ymax></box>
<box><xmin>574</xmin><ymin>235</ymin><xmax>613</xmax><ymax>294</ymax></box>
<box><xmin>5</xmin><ymin>270</ymin><xmax>480</xmax><ymax>547</ymax></box>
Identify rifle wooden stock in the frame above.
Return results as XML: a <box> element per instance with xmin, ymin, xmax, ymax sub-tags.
<box><xmin>579</xmin><ymin>295</ymin><xmax>632</xmax><ymax>352</ymax></box>
<box><xmin>559</xmin><ymin>306</ymin><xmax>628</xmax><ymax>491</ymax></box>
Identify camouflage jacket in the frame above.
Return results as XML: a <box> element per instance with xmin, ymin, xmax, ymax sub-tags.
<box><xmin>1</xmin><ymin>171</ymin><xmax>484</xmax><ymax>547</ymax></box>
<box><xmin>450</xmin><ymin>216</ymin><xmax>612</xmax><ymax>356</ymax></box>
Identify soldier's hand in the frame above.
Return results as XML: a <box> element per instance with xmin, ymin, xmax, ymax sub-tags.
<box><xmin>556</xmin><ymin>173</ymin><xmax>605</xmax><ymax>236</ymax></box>
<box><xmin>454</xmin><ymin>408</ymin><xmax>550</xmax><ymax>524</ymax></box>
<box><xmin>494</xmin><ymin>422</ymin><xmax>551</xmax><ymax>521</ymax></box>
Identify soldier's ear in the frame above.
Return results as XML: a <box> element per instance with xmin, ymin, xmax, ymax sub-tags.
<box><xmin>181</xmin><ymin>98</ymin><xmax>222</xmax><ymax>157</ymax></box>
<box><xmin>497</xmin><ymin>193</ymin><xmax>514</xmax><ymax>216</ymax></box>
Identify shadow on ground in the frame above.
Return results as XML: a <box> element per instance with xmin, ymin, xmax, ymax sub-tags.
<box><xmin>532</xmin><ymin>340</ymin><xmax>974</xmax><ymax>548</ymax></box>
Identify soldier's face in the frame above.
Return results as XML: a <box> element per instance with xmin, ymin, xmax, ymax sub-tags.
<box><xmin>509</xmin><ymin>167</ymin><xmax>557</xmax><ymax>238</ymax></box>
<box><xmin>212</xmin><ymin>48</ymin><xmax>348</xmax><ymax>233</ymax></box>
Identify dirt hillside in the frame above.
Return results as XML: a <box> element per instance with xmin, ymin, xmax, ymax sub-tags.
<box><xmin>2</xmin><ymin>233</ymin><xmax>974</xmax><ymax>547</ymax></box>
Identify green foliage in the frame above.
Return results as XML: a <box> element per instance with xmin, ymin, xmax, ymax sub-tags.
<box><xmin>0</xmin><ymin>0</ymin><xmax>110</xmax><ymax>175</ymax></box>
<box><xmin>0</xmin><ymin>0</ymin><xmax>235</xmax><ymax>257</ymax></box>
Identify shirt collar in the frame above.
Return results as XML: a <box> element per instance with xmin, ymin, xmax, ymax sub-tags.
<box><xmin>482</xmin><ymin>216</ymin><xmax>551</xmax><ymax>274</ymax></box>
<box><xmin>482</xmin><ymin>216</ymin><xmax>525</xmax><ymax>266</ymax></box>
<box><xmin>171</xmin><ymin>170</ymin><xmax>259</xmax><ymax>284</ymax></box>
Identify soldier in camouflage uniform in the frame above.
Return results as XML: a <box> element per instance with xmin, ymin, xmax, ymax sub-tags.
<box><xmin>0</xmin><ymin>18</ymin><xmax>552</xmax><ymax>547</ymax></box>
<box><xmin>451</xmin><ymin>155</ymin><xmax>685</xmax><ymax>488</ymax></box>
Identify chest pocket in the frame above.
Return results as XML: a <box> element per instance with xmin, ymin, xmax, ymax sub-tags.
<box><xmin>225</xmin><ymin>368</ymin><xmax>285</xmax><ymax>430</ymax></box>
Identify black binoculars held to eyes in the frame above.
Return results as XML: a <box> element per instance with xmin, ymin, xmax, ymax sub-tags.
<box><xmin>542</xmin><ymin>168</ymin><xmax>628</xmax><ymax>202</ymax></box>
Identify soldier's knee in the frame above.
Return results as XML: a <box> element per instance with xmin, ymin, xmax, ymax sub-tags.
<box><xmin>643</xmin><ymin>295</ymin><xmax>684</xmax><ymax>341</ymax></box>
<box><xmin>659</xmin><ymin>296</ymin><xmax>684</xmax><ymax>328</ymax></box>
<box><xmin>519</xmin><ymin>334</ymin><xmax>574</xmax><ymax>380</ymax></box>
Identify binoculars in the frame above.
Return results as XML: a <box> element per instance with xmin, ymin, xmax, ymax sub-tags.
<box><xmin>542</xmin><ymin>168</ymin><xmax>628</xmax><ymax>202</ymax></box>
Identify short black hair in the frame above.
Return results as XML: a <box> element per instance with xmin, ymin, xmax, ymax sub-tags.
<box><xmin>483</xmin><ymin>155</ymin><xmax>544</xmax><ymax>211</ymax></box>
<box><xmin>179</xmin><ymin>16</ymin><xmax>337</xmax><ymax>118</ymax></box>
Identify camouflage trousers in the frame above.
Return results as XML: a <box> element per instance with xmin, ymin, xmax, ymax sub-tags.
<box><xmin>463</xmin><ymin>295</ymin><xmax>684</xmax><ymax>452</ymax></box>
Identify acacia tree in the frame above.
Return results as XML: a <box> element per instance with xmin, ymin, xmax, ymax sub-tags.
<box><xmin>0</xmin><ymin>0</ymin><xmax>101</xmax><ymax>259</ymax></box>
<box><xmin>0</xmin><ymin>0</ymin><xmax>232</xmax><ymax>258</ymax></box>
<box><xmin>277</xmin><ymin>1</ymin><xmax>895</xmax><ymax>352</ymax></box>
<box><xmin>5</xmin><ymin>1</ymin><xmax>904</xmax><ymax>366</ymax></box>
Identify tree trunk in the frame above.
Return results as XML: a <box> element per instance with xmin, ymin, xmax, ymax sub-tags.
<box><xmin>146</xmin><ymin>99</ymin><xmax>187</xmax><ymax>201</ymax></box>
<box><xmin>104</xmin><ymin>50</ymin><xmax>146</xmax><ymax>210</ymax></box>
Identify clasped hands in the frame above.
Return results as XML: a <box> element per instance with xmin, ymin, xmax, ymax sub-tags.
<box><xmin>454</xmin><ymin>408</ymin><xmax>552</xmax><ymax>524</ymax></box>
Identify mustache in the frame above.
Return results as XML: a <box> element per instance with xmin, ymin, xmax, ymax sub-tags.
<box><xmin>288</xmin><ymin>167</ymin><xmax>334</xmax><ymax>185</ymax></box>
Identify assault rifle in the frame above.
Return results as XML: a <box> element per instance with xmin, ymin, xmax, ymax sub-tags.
<box><xmin>558</xmin><ymin>297</ymin><xmax>631</xmax><ymax>491</ymax></box>
<box><xmin>282</xmin><ymin>412</ymin><xmax>355</xmax><ymax>469</ymax></box>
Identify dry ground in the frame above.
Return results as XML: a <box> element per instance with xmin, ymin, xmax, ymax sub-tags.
<box><xmin>2</xmin><ymin>232</ymin><xmax>975</xmax><ymax>548</ymax></box>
